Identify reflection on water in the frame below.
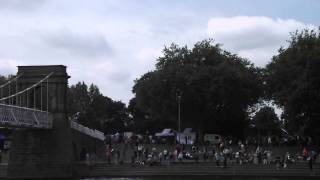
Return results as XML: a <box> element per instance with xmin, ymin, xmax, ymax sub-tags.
<box><xmin>83</xmin><ymin>178</ymin><xmax>142</xmax><ymax>180</ymax></box>
<box><xmin>82</xmin><ymin>177</ymin><xmax>318</xmax><ymax>180</ymax></box>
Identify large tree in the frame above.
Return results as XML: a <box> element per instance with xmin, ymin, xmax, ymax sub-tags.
<box><xmin>132</xmin><ymin>40</ymin><xmax>262</xmax><ymax>137</ymax></box>
<box><xmin>265</xmin><ymin>29</ymin><xmax>320</xmax><ymax>141</ymax></box>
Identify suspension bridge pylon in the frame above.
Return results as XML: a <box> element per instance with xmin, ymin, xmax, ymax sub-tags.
<box><xmin>6</xmin><ymin>65</ymin><xmax>74</xmax><ymax>179</ymax></box>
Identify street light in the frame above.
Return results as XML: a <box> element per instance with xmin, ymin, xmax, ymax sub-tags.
<box><xmin>177</xmin><ymin>94</ymin><xmax>181</xmax><ymax>133</ymax></box>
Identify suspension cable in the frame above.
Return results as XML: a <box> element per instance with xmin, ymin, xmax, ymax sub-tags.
<box><xmin>34</xmin><ymin>87</ymin><xmax>36</xmax><ymax>108</ymax></box>
<box><xmin>16</xmin><ymin>76</ymin><xmax>18</xmax><ymax>105</ymax></box>
<box><xmin>26</xmin><ymin>90</ymin><xmax>28</xmax><ymax>108</ymax></box>
<box><xmin>46</xmin><ymin>77</ymin><xmax>49</xmax><ymax>112</ymax></box>
<box><xmin>0</xmin><ymin>72</ymin><xmax>53</xmax><ymax>101</ymax></box>
<box><xmin>41</xmin><ymin>82</ymin><xmax>43</xmax><ymax>111</ymax></box>
<box><xmin>0</xmin><ymin>73</ymin><xmax>23</xmax><ymax>89</ymax></box>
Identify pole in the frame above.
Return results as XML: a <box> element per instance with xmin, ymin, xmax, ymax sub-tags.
<box><xmin>9</xmin><ymin>83</ymin><xmax>11</xmax><ymax>104</ymax></box>
<box><xmin>26</xmin><ymin>91</ymin><xmax>28</xmax><ymax>108</ymax></box>
<box><xmin>178</xmin><ymin>95</ymin><xmax>181</xmax><ymax>133</ymax></box>
<box><xmin>34</xmin><ymin>87</ymin><xmax>36</xmax><ymax>108</ymax></box>
<box><xmin>46</xmin><ymin>78</ymin><xmax>49</xmax><ymax>112</ymax></box>
<box><xmin>41</xmin><ymin>82</ymin><xmax>42</xmax><ymax>111</ymax></box>
<box><xmin>16</xmin><ymin>77</ymin><xmax>18</xmax><ymax>105</ymax></box>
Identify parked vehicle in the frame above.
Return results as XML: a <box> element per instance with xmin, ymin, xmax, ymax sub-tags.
<box><xmin>204</xmin><ymin>134</ymin><xmax>222</xmax><ymax>145</ymax></box>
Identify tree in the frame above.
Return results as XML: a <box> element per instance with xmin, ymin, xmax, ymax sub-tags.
<box><xmin>67</xmin><ymin>82</ymin><xmax>129</xmax><ymax>133</ymax></box>
<box><xmin>132</xmin><ymin>39</ymin><xmax>262</xmax><ymax>138</ymax></box>
<box><xmin>67</xmin><ymin>82</ymin><xmax>91</xmax><ymax>127</ymax></box>
<box><xmin>102</xmin><ymin>100</ymin><xmax>130</xmax><ymax>134</ymax></box>
<box><xmin>265</xmin><ymin>28</ymin><xmax>320</xmax><ymax>142</ymax></box>
<box><xmin>252</xmin><ymin>106</ymin><xmax>280</xmax><ymax>136</ymax></box>
<box><xmin>0</xmin><ymin>75</ymin><xmax>18</xmax><ymax>104</ymax></box>
<box><xmin>128</xmin><ymin>97</ymin><xmax>152</xmax><ymax>133</ymax></box>
<box><xmin>0</xmin><ymin>75</ymin><xmax>6</xmax><ymax>85</ymax></box>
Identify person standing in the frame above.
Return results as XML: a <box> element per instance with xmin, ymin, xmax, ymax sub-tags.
<box><xmin>106</xmin><ymin>145</ymin><xmax>112</xmax><ymax>164</ymax></box>
<box><xmin>303</xmin><ymin>147</ymin><xmax>308</xmax><ymax>160</ymax></box>
<box><xmin>215</xmin><ymin>151</ymin><xmax>220</xmax><ymax>167</ymax></box>
<box><xmin>308</xmin><ymin>153</ymin><xmax>313</xmax><ymax>171</ymax></box>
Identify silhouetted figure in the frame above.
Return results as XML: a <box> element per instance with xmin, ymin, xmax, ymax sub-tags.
<box><xmin>223</xmin><ymin>154</ymin><xmax>227</xmax><ymax>168</ymax></box>
<box><xmin>80</xmin><ymin>148</ymin><xmax>87</xmax><ymax>161</ymax></box>
<box><xmin>308</xmin><ymin>155</ymin><xmax>313</xmax><ymax>171</ymax></box>
<box><xmin>275</xmin><ymin>156</ymin><xmax>281</xmax><ymax>170</ymax></box>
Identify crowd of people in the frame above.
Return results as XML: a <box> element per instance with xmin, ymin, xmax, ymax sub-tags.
<box><xmin>98</xmin><ymin>136</ymin><xmax>319</xmax><ymax>171</ymax></box>
<box><xmin>77</xmin><ymin>132</ymin><xmax>319</xmax><ymax>172</ymax></box>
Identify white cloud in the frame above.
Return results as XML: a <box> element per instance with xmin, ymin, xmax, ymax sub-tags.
<box><xmin>0</xmin><ymin>0</ymin><xmax>46</xmax><ymax>11</ymax></box>
<box><xmin>0</xmin><ymin>58</ymin><xmax>23</xmax><ymax>75</ymax></box>
<box><xmin>206</xmin><ymin>16</ymin><xmax>316</xmax><ymax>66</ymax></box>
<box><xmin>0</xmin><ymin>0</ymin><xmax>318</xmax><ymax>105</ymax></box>
<box><xmin>134</xmin><ymin>47</ymin><xmax>163</xmax><ymax>72</ymax></box>
<box><xmin>42</xmin><ymin>29</ymin><xmax>113</xmax><ymax>57</ymax></box>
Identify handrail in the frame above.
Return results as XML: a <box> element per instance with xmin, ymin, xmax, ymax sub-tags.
<box><xmin>0</xmin><ymin>103</ymin><xmax>48</xmax><ymax>113</ymax></box>
<box><xmin>70</xmin><ymin>120</ymin><xmax>105</xmax><ymax>141</ymax></box>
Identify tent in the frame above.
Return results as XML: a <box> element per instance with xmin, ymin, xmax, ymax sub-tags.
<box><xmin>155</xmin><ymin>128</ymin><xmax>175</xmax><ymax>137</ymax></box>
<box><xmin>176</xmin><ymin>128</ymin><xmax>196</xmax><ymax>145</ymax></box>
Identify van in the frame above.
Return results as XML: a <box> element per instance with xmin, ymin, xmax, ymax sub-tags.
<box><xmin>204</xmin><ymin>134</ymin><xmax>222</xmax><ymax>145</ymax></box>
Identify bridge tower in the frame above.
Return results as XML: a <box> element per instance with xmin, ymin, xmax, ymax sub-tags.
<box><xmin>7</xmin><ymin>65</ymin><xmax>73</xmax><ymax>178</ymax></box>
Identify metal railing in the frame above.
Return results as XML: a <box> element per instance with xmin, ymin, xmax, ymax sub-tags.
<box><xmin>0</xmin><ymin>103</ymin><xmax>52</xmax><ymax>129</ymax></box>
<box><xmin>70</xmin><ymin>120</ymin><xmax>105</xmax><ymax>141</ymax></box>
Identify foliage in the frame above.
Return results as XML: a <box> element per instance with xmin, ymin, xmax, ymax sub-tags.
<box><xmin>132</xmin><ymin>39</ymin><xmax>263</xmax><ymax>137</ymax></box>
<box><xmin>67</xmin><ymin>82</ymin><xmax>129</xmax><ymax>133</ymax></box>
<box><xmin>0</xmin><ymin>75</ymin><xmax>15</xmax><ymax>98</ymax></box>
<box><xmin>252</xmin><ymin>106</ymin><xmax>280</xmax><ymax>136</ymax></box>
<box><xmin>128</xmin><ymin>97</ymin><xmax>152</xmax><ymax>133</ymax></box>
<box><xmin>265</xmin><ymin>28</ymin><xmax>320</xmax><ymax>139</ymax></box>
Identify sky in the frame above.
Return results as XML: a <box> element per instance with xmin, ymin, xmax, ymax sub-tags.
<box><xmin>0</xmin><ymin>0</ymin><xmax>319</xmax><ymax>104</ymax></box>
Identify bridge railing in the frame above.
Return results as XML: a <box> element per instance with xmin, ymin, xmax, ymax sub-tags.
<box><xmin>0</xmin><ymin>103</ymin><xmax>52</xmax><ymax>129</ymax></box>
<box><xmin>70</xmin><ymin>120</ymin><xmax>105</xmax><ymax>141</ymax></box>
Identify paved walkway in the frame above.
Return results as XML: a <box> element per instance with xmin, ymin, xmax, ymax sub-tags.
<box><xmin>74</xmin><ymin>161</ymin><xmax>320</xmax><ymax>178</ymax></box>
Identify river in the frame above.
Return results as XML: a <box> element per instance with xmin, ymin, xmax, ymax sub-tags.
<box><xmin>82</xmin><ymin>176</ymin><xmax>318</xmax><ymax>180</ymax></box>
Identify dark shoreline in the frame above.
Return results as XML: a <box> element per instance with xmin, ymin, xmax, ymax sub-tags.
<box><xmin>79</xmin><ymin>175</ymin><xmax>320</xmax><ymax>180</ymax></box>
<box><xmin>74</xmin><ymin>162</ymin><xmax>319</xmax><ymax>180</ymax></box>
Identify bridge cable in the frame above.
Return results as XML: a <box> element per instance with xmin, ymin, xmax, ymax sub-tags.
<box><xmin>26</xmin><ymin>91</ymin><xmax>28</xmax><ymax>108</ymax></box>
<box><xmin>0</xmin><ymin>73</ymin><xmax>23</xmax><ymax>89</ymax></box>
<box><xmin>0</xmin><ymin>72</ymin><xmax>53</xmax><ymax>102</ymax></box>
<box><xmin>41</xmin><ymin>82</ymin><xmax>43</xmax><ymax>111</ymax></box>
<box><xmin>47</xmin><ymin>77</ymin><xmax>49</xmax><ymax>112</ymax></box>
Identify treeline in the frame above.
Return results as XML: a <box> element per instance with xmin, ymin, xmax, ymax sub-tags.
<box><xmin>130</xmin><ymin>28</ymin><xmax>320</xmax><ymax>143</ymax></box>
<box><xmin>1</xmin><ymin>29</ymin><xmax>320</xmax><ymax>142</ymax></box>
<box><xmin>67</xmin><ymin>82</ymin><xmax>131</xmax><ymax>133</ymax></box>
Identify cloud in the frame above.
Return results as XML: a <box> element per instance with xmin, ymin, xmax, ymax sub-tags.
<box><xmin>136</xmin><ymin>47</ymin><xmax>162</xmax><ymax>64</ymax></box>
<box><xmin>0</xmin><ymin>58</ymin><xmax>22</xmax><ymax>75</ymax></box>
<box><xmin>89</xmin><ymin>61</ymin><xmax>131</xmax><ymax>84</ymax></box>
<box><xmin>42</xmin><ymin>29</ymin><xmax>113</xmax><ymax>57</ymax></box>
<box><xmin>0</xmin><ymin>0</ymin><xmax>318</xmax><ymax>105</ymax></box>
<box><xmin>206</xmin><ymin>16</ymin><xmax>316</xmax><ymax>66</ymax></box>
<box><xmin>0</xmin><ymin>0</ymin><xmax>46</xmax><ymax>11</ymax></box>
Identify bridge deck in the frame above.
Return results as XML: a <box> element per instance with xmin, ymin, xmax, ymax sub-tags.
<box><xmin>0</xmin><ymin>103</ymin><xmax>52</xmax><ymax>129</ymax></box>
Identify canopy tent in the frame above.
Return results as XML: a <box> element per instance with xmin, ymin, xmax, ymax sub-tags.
<box><xmin>176</xmin><ymin>128</ymin><xmax>196</xmax><ymax>145</ymax></box>
<box><xmin>155</xmin><ymin>128</ymin><xmax>175</xmax><ymax>137</ymax></box>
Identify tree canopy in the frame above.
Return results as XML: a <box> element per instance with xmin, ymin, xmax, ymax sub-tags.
<box><xmin>67</xmin><ymin>82</ymin><xmax>129</xmax><ymax>133</ymax></box>
<box><xmin>131</xmin><ymin>40</ymin><xmax>263</xmax><ymax>137</ymax></box>
<box><xmin>252</xmin><ymin>106</ymin><xmax>280</xmax><ymax>136</ymax></box>
<box><xmin>265</xmin><ymin>29</ymin><xmax>320</xmax><ymax>140</ymax></box>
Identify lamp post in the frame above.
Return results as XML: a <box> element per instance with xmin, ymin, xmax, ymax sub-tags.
<box><xmin>177</xmin><ymin>94</ymin><xmax>181</xmax><ymax>133</ymax></box>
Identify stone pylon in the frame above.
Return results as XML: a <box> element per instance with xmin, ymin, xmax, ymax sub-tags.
<box><xmin>7</xmin><ymin>65</ymin><xmax>73</xmax><ymax>179</ymax></box>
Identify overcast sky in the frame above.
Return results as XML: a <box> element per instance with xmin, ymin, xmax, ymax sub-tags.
<box><xmin>0</xmin><ymin>0</ymin><xmax>319</xmax><ymax>103</ymax></box>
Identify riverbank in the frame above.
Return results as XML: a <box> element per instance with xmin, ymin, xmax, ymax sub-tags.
<box><xmin>75</xmin><ymin>161</ymin><xmax>319</xmax><ymax>179</ymax></box>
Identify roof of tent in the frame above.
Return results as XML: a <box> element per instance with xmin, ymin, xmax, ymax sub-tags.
<box><xmin>155</xmin><ymin>128</ymin><xmax>175</xmax><ymax>137</ymax></box>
